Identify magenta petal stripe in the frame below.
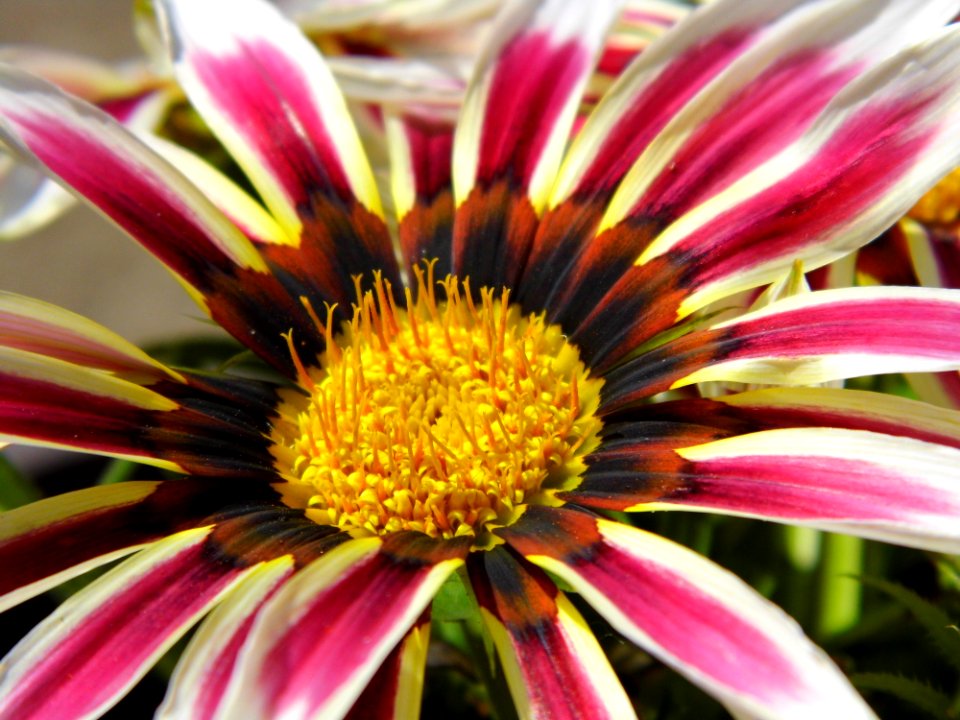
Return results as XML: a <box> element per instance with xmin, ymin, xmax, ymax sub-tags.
<box><xmin>157</xmin><ymin>0</ymin><xmax>400</xmax><ymax>293</ymax></box>
<box><xmin>386</xmin><ymin>112</ymin><xmax>456</xmax><ymax>274</ymax></box>
<box><xmin>645</xmin><ymin>427</ymin><xmax>960</xmax><ymax>553</ymax></box>
<box><xmin>540</xmin><ymin>0</ymin><xmax>959</xmax><ymax>322</ymax></box>
<box><xmin>0</xmin><ymin>348</ymin><xmax>278</xmax><ymax>477</ymax></box>
<box><xmin>450</xmin><ymin>0</ymin><xmax>624</xmax><ymax>289</ymax></box>
<box><xmin>0</xmin><ymin>528</ymin><xmax>250</xmax><ymax>720</ymax></box>
<box><xmin>0</xmin><ymin>65</ymin><xmax>264</xmax><ymax>287</ymax></box>
<box><xmin>0</xmin><ymin>291</ymin><xmax>178</xmax><ymax>382</ymax></box>
<box><xmin>222</xmin><ymin>533</ymin><xmax>470</xmax><ymax>720</ymax></box>
<box><xmin>600</xmin><ymin>287</ymin><xmax>960</xmax><ymax>410</ymax></box>
<box><xmin>634</xmin><ymin>387</ymin><xmax>960</xmax><ymax>450</ymax></box>
<box><xmin>157</xmin><ymin>557</ymin><xmax>296</xmax><ymax>720</ymax></box>
<box><xmin>518</xmin><ymin>0</ymin><xmax>821</xmax><ymax>307</ymax></box>
<box><xmin>344</xmin><ymin>616</ymin><xmax>431</xmax><ymax>720</ymax></box>
<box><xmin>498</xmin><ymin>506</ymin><xmax>876</xmax><ymax>720</ymax></box>
<box><xmin>468</xmin><ymin>548</ymin><xmax>636</xmax><ymax>720</ymax></box>
<box><xmin>0</xmin><ymin>479</ymin><xmax>281</xmax><ymax>613</ymax></box>
<box><xmin>572</xmin><ymin>26</ymin><xmax>960</xmax><ymax>366</ymax></box>
<box><xmin>0</xmin><ymin>66</ymin><xmax>329</xmax><ymax>372</ymax></box>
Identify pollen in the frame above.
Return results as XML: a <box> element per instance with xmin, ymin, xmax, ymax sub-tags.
<box><xmin>269</xmin><ymin>262</ymin><xmax>603</xmax><ymax>542</ymax></box>
<box><xmin>908</xmin><ymin>166</ymin><xmax>960</xmax><ymax>225</ymax></box>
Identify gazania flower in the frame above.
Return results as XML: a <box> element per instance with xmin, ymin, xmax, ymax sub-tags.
<box><xmin>3</xmin><ymin>0</ymin><xmax>960</xmax><ymax>717</ymax></box>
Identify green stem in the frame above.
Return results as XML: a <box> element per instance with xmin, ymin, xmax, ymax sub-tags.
<box><xmin>816</xmin><ymin>533</ymin><xmax>864</xmax><ymax>639</ymax></box>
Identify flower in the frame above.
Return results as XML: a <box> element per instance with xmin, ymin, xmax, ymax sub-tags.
<box><xmin>3</xmin><ymin>0</ymin><xmax>960</xmax><ymax>718</ymax></box>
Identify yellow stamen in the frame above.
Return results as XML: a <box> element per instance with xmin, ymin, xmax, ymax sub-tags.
<box><xmin>908</xmin><ymin>166</ymin><xmax>960</xmax><ymax>225</ymax></box>
<box><xmin>270</xmin><ymin>266</ymin><xmax>603</xmax><ymax>543</ymax></box>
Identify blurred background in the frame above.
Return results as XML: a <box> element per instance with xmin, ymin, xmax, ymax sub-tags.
<box><xmin>0</xmin><ymin>0</ymin><xmax>219</xmax><ymax>345</ymax></box>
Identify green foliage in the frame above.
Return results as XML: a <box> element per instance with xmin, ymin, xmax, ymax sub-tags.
<box><xmin>860</xmin><ymin>575</ymin><xmax>960</xmax><ymax>671</ymax></box>
<box><xmin>850</xmin><ymin>672</ymin><xmax>952</xmax><ymax>719</ymax></box>
<box><xmin>0</xmin><ymin>453</ymin><xmax>40</xmax><ymax>510</ymax></box>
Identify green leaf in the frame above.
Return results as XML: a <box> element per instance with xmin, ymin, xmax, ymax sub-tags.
<box><xmin>432</xmin><ymin>568</ymin><xmax>477</xmax><ymax>623</ymax></box>
<box><xmin>851</xmin><ymin>672</ymin><xmax>952</xmax><ymax>718</ymax></box>
<box><xmin>97</xmin><ymin>458</ymin><xmax>138</xmax><ymax>485</ymax></box>
<box><xmin>0</xmin><ymin>454</ymin><xmax>41</xmax><ymax>510</ymax></box>
<box><xmin>860</xmin><ymin>576</ymin><xmax>960</xmax><ymax>671</ymax></box>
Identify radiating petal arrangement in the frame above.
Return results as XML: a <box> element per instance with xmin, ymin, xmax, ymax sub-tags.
<box><xmin>2</xmin><ymin>0</ymin><xmax>960</xmax><ymax>718</ymax></box>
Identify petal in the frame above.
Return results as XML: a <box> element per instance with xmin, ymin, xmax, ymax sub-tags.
<box><xmin>157</xmin><ymin>0</ymin><xmax>393</xmax><ymax>249</ymax></box>
<box><xmin>221</xmin><ymin>533</ymin><xmax>469</xmax><ymax>720</ymax></box>
<box><xmin>451</xmin><ymin>0</ymin><xmax>624</xmax><ymax>288</ymax></box>
<box><xmin>0</xmin><ymin>65</ymin><xmax>326</xmax><ymax>371</ymax></box>
<box><xmin>906</xmin><ymin>370</ymin><xmax>960</xmax><ymax>410</ymax></box>
<box><xmin>0</xmin><ymin>347</ymin><xmax>276</xmax><ymax>476</ymax></box>
<box><xmin>571</xmin><ymin>20</ymin><xmax>960</xmax><ymax>366</ymax></box>
<box><xmin>0</xmin><ymin>162</ymin><xmax>74</xmax><ymax>240</ymax></box>
<box><xmin>159</xmin><ymin>0</ymin><xmax>403</xmax><ymax>332</ymax></box>
<box><xmin>386</xmin><ymin>111</ymin><xmax>455</xmax><ymax>272</ymax></box>
<box><xmin>157</xmin><ymin>557</ymin><xmax>296</xmax><ymax>720</ymax></box>
<box><xmin>469</xmin><ymin>547</ymin><xmax>636</xmax><ymax>720</ymax></box>
<box><xmin>0</xmin><ymin>64</ymin><xmax>265</xmax><ymax>284</ymax></box>
<box><xmin>0</xmin><ymin>527</ymin><xmax>252</xmax><ymax>720</ymax></box>
<box><xmin>601</xmin><ymin>287</ymin><xmax>960</xmax><ymax>409</ymax></box>
<box><xmin>521</xmin><ymin>0</ymin><xmax>847</xmax><ymax>307</ymax></box>
<box><xmin>656</xmin><ymin>427</ymin><xmax>960</xmax><ymax>553</ymax></box>
<box><xmin>0</xmin><ymin>479</ymin><xmax>280</xmax><ymax>613</ymax></box>
<box><xmin>141</xmin><ymin>134</ymin><xmax>293</xmax><ymax>246</ymax></box>
<box><xmin>344</xmin><ymin>616</ymin><xmax>431</xmax><ymax>720</ymax></box>
<box><xmin>640</xmin><ymin>386</ymin><xmax>960</xmax><ymax>449</ymax></box>
<box><xmin>0</xmin><ymin>290</ymin><xmax>179</xmax><ymax>381</ymax></box>
<box><xmin>498</xmin><ymin>506</ymin><xmax>876</xmax><ymax>720</ymax></box>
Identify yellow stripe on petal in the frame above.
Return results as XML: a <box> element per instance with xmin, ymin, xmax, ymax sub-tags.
<box><xmin>393</xmin><ymin>621</ymin><xmax>431</xmax><ymax>720</ymax></box>
<box><xmin>0</xmin><ymin>482</ymin><xmax>160</xmax><ymax>544</ymax></box>
<box><xmin>0</xmin><ymin>347</ymin><xmax>178</xmax><ymax>411</ymax></box>
<box><xmin>142</xmin><ymin>135</ymin><xmax>295</xmax><ymax>246</ymax></box>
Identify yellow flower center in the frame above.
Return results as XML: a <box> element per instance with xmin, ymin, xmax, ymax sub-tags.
<box><xmin>270</xmin><ymin>263</ymin><xmax>603</xmax><ymax>543</ymax></box>
<box><xmin>908</xmin><ymin>166</ymin><xmax>960</xmax><ymax>225</ymax></box>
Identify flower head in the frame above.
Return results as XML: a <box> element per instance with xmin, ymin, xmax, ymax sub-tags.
<box><xmin>3</xmin><ymin>0</ymin><xmax>960</xmax><ymax>718</ymax></box>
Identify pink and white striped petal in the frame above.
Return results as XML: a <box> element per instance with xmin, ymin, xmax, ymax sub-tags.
<box><xmin>453</xmin><ymin>0</ymin><xmax>624</xmax><ymax>212</ymax></box>
<box><xmin>450</xmin><ymin>0</ymin><xmax>624</xmax><ymax>287</ymax></box>
<box><xmin>0</xmin><ymin>479</ymin><xmax>277</xmax><ymax>615</ymax></box>
<box><xmin>0</xmin><ymin>482</ymin><xmax>159</xmax><ymax>613</ymax></box>
<box><xmin>572</xmin><ymin>24</ymin><xmax>960</xmax><ymax>367</ymax></box>
<box><xmin>659</xmin><ymin>24</ymin><xmax>960</xmax><ymax>318</ymax></box>
<box><xmin>0</xmin><ymin>64</ymin><xmax>267</xmax><ymax>289</ymax></box>
<box><xmin>599</xmin><ymin>0</ymin><xmax>960</xmax><ymax>234</ymax></box>
<box><xmin>601</xmin><ymin>287</ymin><xmax>960</xmax><ymax>409</ymax></box>
<box><xmin>673</xmin><ymin>386</ymin><xmax>960</xmax><ymax>449</ymax></box>
<box><xmin>0</xmin><ymin>527</ymin><xmax>251</xmax><ymax>720</ymax></box>
<box><xmin>157</xmin><ymin>556</ymin><xmax>296</xmax><ymax>720</ymax></box>
<box><xmin>386</xmin><ymin>111</ymin><xmax>455</xmax><ymax>271</ymax></box>
<box><xmin>0</xmin><ymin>291</ymin><xmax>180</xmax><ymax>382</ymax></box>
<box><xmin>470</xmin><ymin>548</ymin><xmax>636</xmax><ymax>720</ymax></box>
<box><xmin>221</xmin><ymin>533</ymin><xmax>469</xmax><ymax>720</ymax></box>
<box><xmin>521</xmin><ymin>0</ymin><xmax>951</xmax><ymax>313</ymax></box>
<box><xmin>141</xmin><ymin>134</ymin><xmax>293</xmax><ymax>246</ymax></box>
<box><xmin>498</xmin><ymin>506</ymin><xmax>876</xmax><ymax>720</ymax></box>
<box><xmin>648</xmin><ymin>427</ymin><xmax>960</xmax><ymax>553</ymax></box>
<box><xmin>157</xmin><ymin>0</ymin><xmax>385</xmax><ymax>236</ymax></box>
<box><xmin>0</xmin><ymin>346</ymin><xmax>182</xmax><ymax>467</ymax></box>
<box><xmin>344</xmin><ymin>617</ymin><xmax>431</xmax><ymax>720</ymax></box>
